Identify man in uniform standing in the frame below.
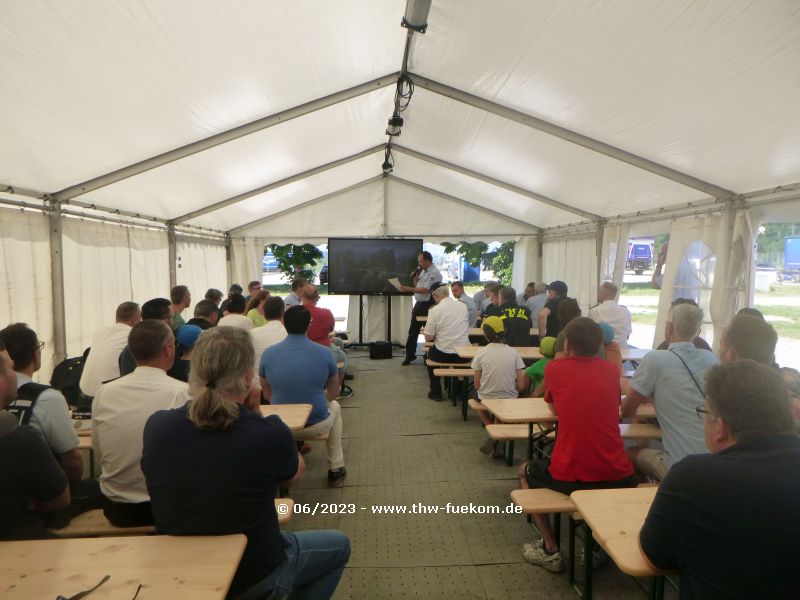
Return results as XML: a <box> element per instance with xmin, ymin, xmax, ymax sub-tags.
<box><xmin>400</xmin><ymin>251</ymin><xmax>442</xmax><ymax>365</ymax></box>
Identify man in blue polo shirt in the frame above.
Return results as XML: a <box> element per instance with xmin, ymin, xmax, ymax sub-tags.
<box><xmin>259</xmin><ymin>305</ymin><xmax>346</xmax><ymax>487</ymax></box>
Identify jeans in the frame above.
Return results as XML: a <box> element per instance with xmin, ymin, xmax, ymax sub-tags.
<box><xmin>236</xmin><ymin>530</ymin><xmax>351</xmax><ymax>600</ymax></box>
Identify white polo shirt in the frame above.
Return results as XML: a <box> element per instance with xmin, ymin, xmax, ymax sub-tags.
<box><xmin>251</xmin><ymin>320</ymin><xmax>288</xmax><ymax>390</ymax></box>
<box><xmin>92</xmin><ymin>366</ymin><xmax>190</xmax><ymax>503</ymax></box>
<box><xmin>218</xmin><ymin>314</ymin><xmax>255</xmax><ymax>331</ymax></box>
<box><xmin>426</xmin><ymin>296</ymin><xmax>470</xmax><ymax>354</ymax></box>
<box><xmin>414</xmin><ymin>264</ymin><xmax>443</xmax><ymax>302</ymax></box>
<box><xmin>588</xmin><ymin>300</ymin><xmax>632</xmax><ymax>347</ymax></box>
<box><xmin>79</xmin><ymin>322</ymin><xmax>132</xmax><ymax>397</ymax></box>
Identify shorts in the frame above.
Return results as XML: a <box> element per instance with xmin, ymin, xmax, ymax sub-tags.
<box><xmin>634</xmin><ymin>448</ymin><xmax>670</xmax><ymax>482</ymax></box>
<box><xmin>524</xmin><ymin>459</ymin><xmax>638</xmax><ymax>496</ymax></box>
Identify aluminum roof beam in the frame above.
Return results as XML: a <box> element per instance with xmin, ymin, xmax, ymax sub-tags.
<box><xmin>172</xmin><ymin>145</ymin><xmax>385</xmax><ymax>224</ymax></box>
<box><xmin>411</xmin><ymin>74</ymin><xmax>738</xmax><ymax>202</ymax></box>
<box><xmin>392</xmin><ymin>145</ymin><xmax>600</xmax><ymax>221</ymax></box>
<box><xmin>53</xmin><ymin>73</ymin><xmax>399</xmax><ymax>202</ymax></box>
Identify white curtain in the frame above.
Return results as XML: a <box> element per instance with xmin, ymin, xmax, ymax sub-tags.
<box><xmin>0</xmin><ymin>207</ymin><xmax>55</xmax><ymax>380</ymax></box>
<box><xmin>708</xmin><ymin>210</ymin><xmax>752</xmax><ymax>348</ymax></box>
<box><xmin>542</xmin><ymin>235</ymin><xmax>598</xmax><ymax>314</ymax></box>
<box><xmin>511</xmin><ymin>236</ymin><xmax>541</xmax><ymax>292</ymax></box>
<box><xmin>346</xmin><ymin>295</ymin><xmax>412</xmax><ymax>345</ymax></box>
<box><xmin>600</xmin><ymin>223</ymin><xmax>630</xmax><ymax>290</ymax></box>
<box><xmin>176</xmin><ymin>239</ymin><xmax>228</xmax><ymax>302</ymax></box>
<box><xmin>230</xmin><ymin>238</ymin><xmax>267</xmax><ymax>289</ymax></box>
<box><xmin>654</xmin><ymin>214</ymin><xmax>725</xmax><ymax>348</ymax></box>
<box><xmin>62</xmin><ymin>218</ymin><xmax>169</xmax><ymax>358</ymax></box>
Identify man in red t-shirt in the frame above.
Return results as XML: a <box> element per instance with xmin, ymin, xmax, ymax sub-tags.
<box><xmin>301</xmin><ymin>285</ymin><xmax>352</xmax><ymax>400</ymax></box>
<box><xmin>517</xmin><ymin>317</ymin><xmax>636</xmax><ymax>573</ymax></box>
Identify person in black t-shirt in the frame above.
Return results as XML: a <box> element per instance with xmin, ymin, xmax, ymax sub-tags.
<box><xmin>0</xmin><ymin>347</ymin><xmax>70</xmax><ymax>540</ymax></box>
<box><xmin>142</xmin><ymin>327</ymin><xmax>350</xmax><ymax>600</ymax></box>
<box><xmin>495</xmin><ymin>287</ymin><xmax>534</xmax><ymax>347</ymax></box>
<box><xmin>640</xmin><ymin>360</ymin><xmax>800</xmax><ymax>599</ymax></box>
<box><xmin>537</xmin><ymin>280</ymin><xmax>568</xmax><ymax>338</ymax></box>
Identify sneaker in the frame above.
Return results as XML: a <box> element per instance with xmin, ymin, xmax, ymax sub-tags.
<box><xmin>428</xmin><ymin>391</ymin><xmax>443</xmax><ymax>401</ymax></box>
<box><xmin>344</xmin><ymin>373</ymin><xmax>354</xmax><ymax>381</ymax></box>
<box><xmin>522</xmin><ymin>539</ymin><xmax>565</xmax><ymax>573</ymax></box>
<box><xmin>479</xmin><ymin>437</ymin><xmax>497</xmax><ymax>455</ymax></box>
<box><xmin>336</xmin><ymin>385</ymin><xmax>354</xmax><ymax>400</ymax></box>
<box><xmin>402</xmin><ymin>357</ymin><xmax>415</xmax><ymax>365</ymax></box>
<box><xmin>327</xmin><ymin>467</ymin><xmax>347</xmax><ymax>487</ymax></box>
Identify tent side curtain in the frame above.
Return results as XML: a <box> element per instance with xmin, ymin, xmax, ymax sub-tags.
<box><xmin>175</xmin><ymin>240</ymin><xmax>228</xmax><ymax>308</ymax></box>
<box><xmin>0</xmin><ymin>208</ymin><xmax>55</xmax><ymax>380</ymax></box>
<box><xmin>541</xmin><ymin>236</ymin><xmax>598</xmax><ymax>315</ymax></box>
<box><xmin>230</xmin><ymin>238</ymin><xmax>267</xmax><ymax>290</ymax></box>
<box><xmin>62</xmin><ymin>218</ymin><xmax>169</xmax><ymax>360</ymax></box>
<box><xmin>600</xmin><ymin>223</ymin><xmax>631</xmax><ymax>291</ymax></box>
<box><xmin>511</xmin><ymin>236</ymin><xmax>541</xmax><ymax>292</ymax></box>
<box><xmin>654</xmin><ymin>214</ymin><xmax>728</xmax><ymax>349</ymax></box>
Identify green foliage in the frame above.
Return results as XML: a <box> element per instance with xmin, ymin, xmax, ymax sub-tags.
<box><xmin>440</xmin><ymin>241</ymin><xmax>489</xmax><ymax>267</ymax></box>
<box><xmin>443</xmin><ymin>240</ymin><xmax>516</xmax><ymax>285</ymax></box>
<box><xmin>267</xmin><ymin>243</ymin><xmax>323</xmax><ymax>283</ymax></box>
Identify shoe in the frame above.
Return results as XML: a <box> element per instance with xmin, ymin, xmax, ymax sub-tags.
<box><xmin>492</xmin><ymin>447</ymin><xmax>506</xmax><ymax>460</ymax></box>
<box><xmin>336</xmin><ymin>385</ymin><xmax>354</xmax><ymax>400</ymax></box>
<box><xmin>428</xmin><ymin>391</ymin><xmax>443</xmax><ymax>401</ymax></box>
<box><xmin>344</xmin><ymin>373</ymin><xmax>354</xmax><ymax>381</ymax></box>
<box><xmin>402</xmin><ymin>357</ymin><xmax>415</xmax><ymax>365</ymax></box>
<box><xmin>480</xmin><ymin>437</ymin><xmax>497</xmax><ymax>455</ymax></box>
<box><xmin>522</xmin><ymin>539</ymin><xmax>565</xmax><ymax>573</ymax></box>
<box><xmin>327</xmin><ymin>467</ymin><xmax>347</xmax><ymax>487</ymax></box>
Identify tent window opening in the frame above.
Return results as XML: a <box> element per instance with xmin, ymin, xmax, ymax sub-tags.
<box><xmin>673</xmin><ymin>240</ymin><xmax>716</xmax><ymax>329</ymax></box>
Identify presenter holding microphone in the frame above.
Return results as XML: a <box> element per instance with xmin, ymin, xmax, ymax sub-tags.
<box><xmin>399</xmin><ymin>251</ymin><xmax>442</xmax><ymax>365</ymax></box>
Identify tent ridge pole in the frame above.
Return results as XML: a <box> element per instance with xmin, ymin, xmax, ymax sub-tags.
<box><xmin>393</xmin><ymin>145</ymin><xmax>600</xmax><ymax>221</ymax></box>
<box><xmin>173</xmin><ymin>145</ymin><xmax>384</xmax><ymax>224</ymax></box>
<box><xmin>52</xmin><ymin>73</ymin><xmax>399</xmax><ymax>202</ymax></box>
<box><xmin>411</xmin><ymin>74</ymin><xmax>737</xmax><ymax>201</ymax></box>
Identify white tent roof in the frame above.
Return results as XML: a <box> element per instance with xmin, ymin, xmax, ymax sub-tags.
<box><xmin>2</xmin><ymin>0</ymin><xmax>800</xmax><ymax>237</ymax></box>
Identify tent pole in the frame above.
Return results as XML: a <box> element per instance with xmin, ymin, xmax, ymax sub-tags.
<box><xmin>382</xmin><ymin>175</ymin><xmax>389</xmax><ymax>237</ymax></box>
<box><xmin>596</xmin><ymin>220</ymin><xmax>605</xmax><ymax>286</ymax></box>
<box><xmin>225</xmin><ymin>235</ymin><xmax>234</xmax><ymax>289</ymax></box>
<box><xmin>168</xmin><ymin>224</ymin><xmax>177</xmax><ymax>288</ymax></box>
<box><xmin>47</xmin><ymin>197</ymin><xmax>68</xmax><ymax>363</ymax></box>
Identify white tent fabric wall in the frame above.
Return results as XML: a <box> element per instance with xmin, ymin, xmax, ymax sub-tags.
<box><xmin>600</xmin><ymin>223</ymin><xmax>631</xmax><ymax>291</ymax></box>
<box><xmin>653</xmin><ymin>214</ymin><xmax>726</xmax><ymax>349</ymax></box>
<box><xmin>511</xmin><ymin>236</ymin><xmax>541</xmax><ymax>293</ymax></box>
<box><xmin>347</xmin><ymin>295</ymin><xmax>412</xmax><ymax>346</ymax></box>
<box><xmin>0</xmin><ymin>208</ymin><xmax>55</xmax><ymax>381</ymax></box>
<box><xmin>230</xmin><ymin>238</ymin><xmax>267</xmax><ymax>290</ymax></box>
<box><xmin>541</xmin><ymin>236</ymin><xmax>598</xmax><ymax>314</ymax></box>
<box><xmin>62</xmin><ymin>219</ymin><xmax>170</xmax><ymax>360</ymax></box>
<box><xmin>175</xmin><ymin>240</ymin><xmax>228</xmax><ymax>309</ymax></box>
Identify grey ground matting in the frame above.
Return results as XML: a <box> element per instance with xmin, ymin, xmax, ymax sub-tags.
<box><xmin>282</xmin><ymin>353</ymin><xmax>669</xmax><ymax>599</ymax></box>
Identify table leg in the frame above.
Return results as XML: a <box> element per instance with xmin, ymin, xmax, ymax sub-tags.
<box><xmin>648</xmin><ymin>576</ymin><xmax>665</xmax><ymax>600</ymax></box>
<box><xmin>527</xmin><ymin>422</ymin><xmax>534</xmax><ymax>461</ymax></box>
<box><xmin>568</xmin><ymin>516</ymin><xmax>577</xmax><ymax>584</ymax></box>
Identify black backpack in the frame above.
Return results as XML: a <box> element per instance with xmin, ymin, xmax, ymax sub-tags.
<box><xmin>50</xmin><ymin>347</ymin><xmax>91</xmax><ymax>409</ymax></box>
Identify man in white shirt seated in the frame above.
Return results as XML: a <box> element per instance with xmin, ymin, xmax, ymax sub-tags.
<box><xmin>516</xmin><ymin>282</ymin><xmax>536</xmax><ymax>307</ymax></box>
<box><xmin>524</xmin><ymin>282</ymin><xmax>548</xmax><ymax>327</ymax></box>
<box><xmin>218</xmin><ymin>294</ymin><xmax>254</xmax><ymax>331</ymax></box>
<box><xmin>451</xmin><ymin>281</ymin><xmax>477</xmax><ymax>327</ymax></box>
<box><xmin>92</xmin><ymin>320</ymin><xmax>190</xmax><ymax>526</ymax></box>
<box><xmin>425</xmin><ymin>284</ymin><xmax>470</xmax><ymax>400</ymax></box>
<box><xmin>284</xmin><ymin>277</ymin><xmax>308</xmax><ymax>308</ymax></box>
<box><xmin>588</xmin><ymin>282</ymin><xmax>632</xmax><ymax>347</ymax></box>
<box><xmin>251</xmin><ymin>296</ymin><xmax>288</xmax><ymax>398</ymax></box>
<box><xmin>79</xmin><ymin>301</ymin><xmax>141</xmax><ymax>398</ymax></box>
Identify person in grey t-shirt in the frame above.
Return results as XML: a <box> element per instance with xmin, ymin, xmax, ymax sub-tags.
<box><xmin>451</xmin><ymin>281</ymin><xmax>477</xmax><ymax>327</ymax></box>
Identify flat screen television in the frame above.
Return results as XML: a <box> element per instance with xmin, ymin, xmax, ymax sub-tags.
<box><xmin>327</xmin><ymin>238</ymin><xmax>422</xmax><ymax>295</ymax></box>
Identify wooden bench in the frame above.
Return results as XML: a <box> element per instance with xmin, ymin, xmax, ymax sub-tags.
<box><xmin>468</xmin><ymin>398</ymin><xmax>488</xmax><ymax>412</ymax></box>
<box><xmin>50</xmin><ymin>499</ymin><xmax>294</xmax><ymax>538</ymax></box>
<box><xmin>487</xmin><ymin>423</ymin><xmax>555</xmax><ymax>464</ymax></box>
<box><xmin>431</xmin><ymin>366</ymin><xmax>474</xmax><ymax>419</ymax></box>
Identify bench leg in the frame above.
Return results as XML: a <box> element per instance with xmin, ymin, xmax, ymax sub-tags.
<box><xmin>582</xmin><ymin>521</ymin><xmax>593</xmax><ymax>599</ymax></box>
<box><xmin>527</xmin><ymin>423</ymin><xmax>534</xmax><ymax>461</ymax></box>
<box><xmin>461</xmin><ymin>380</ymin><xmax>469</xmax><ymax>421</ymax></box>
<box><xmin>648</xmin><ymin>576</ymin><xmax>665</xmax><ymax>600</ymax></box>
<box><xmin>568</xmin><ymin>516</ymin><xmax>577</xmax><ymax>584</ymax></box>
<box><xmin>553</xmin><ymin>513</ymin><xmax>561</xmax><ymax>551</ymax></box>
<box><xmin>506</xmin><ymin>440</ymin><xmax>514</xmax><ymax>466</ymax></box>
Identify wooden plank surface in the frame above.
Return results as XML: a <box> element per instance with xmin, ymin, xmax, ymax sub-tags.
<box><xmin>260</xmin><ymin>403</ymin><xmax>312</xmax><ymax>431</ymax></box>
<box><xmin>0</xmin><ymin>534</ymin><xmax>247</xmax><ymax>599</ymax></box>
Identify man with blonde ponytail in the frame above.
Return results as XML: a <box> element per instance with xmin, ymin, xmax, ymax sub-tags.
<box><xmin>142</xmin><ymin>326</ymin><xmax>350</xmax><ymax>599</ymax></box>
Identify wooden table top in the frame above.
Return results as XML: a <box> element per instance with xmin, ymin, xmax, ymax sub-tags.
<box><xmin>455</xmin><ymin>345</ymin><xmax>651</xmax><ymax>362</ymax></box>
<box><xmin>260</xmin><ymin>403</ymin><xmax>312</xmax><ymax>431</ymax></box>
<box><xmin>480</xmin><ymin>398</ymin><xmax>657</xmax><ymax>423</ymax></box>
<box><xmin>571</xmin><ymin>487</ymin><xmax>670</xmax><ymax>577</ymax></box>
<box><xmin>416</xmin><ymin>316</ymin><xmax>428</xmax><ymax>322</ymax></box>
<box><xmin>468</xmin><ymin>327</ymin><xmax>539</xmax><ymax>337</ymax></box>
<box><xmin>0</xmin><ymin>534</ymin><xmax>247</xmax><ymax>599</ymax></box>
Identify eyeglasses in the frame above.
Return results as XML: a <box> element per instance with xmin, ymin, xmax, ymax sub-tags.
<box><xmin>35</xmin><ymin>341</ymin><xmax>45</xmax><ymax>352</ymax></box>
<box><xmin>695</xmin><ymin>405</ymin><xmax>713</xmax><ymax>419</ymax></box>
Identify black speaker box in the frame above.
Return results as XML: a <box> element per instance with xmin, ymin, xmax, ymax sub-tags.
<box><xmin>369</xmin><ymin>341</ymin><xmax>393</xmax><ymax>359</ymax></box>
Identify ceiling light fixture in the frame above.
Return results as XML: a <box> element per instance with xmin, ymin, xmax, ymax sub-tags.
<box><xmin>386</xmin><ymin>114</ymin><xmax>404</xmax><ymax>136</ymax></box>
<box><xmin>401</xmin><ymin>0</ymin><xmax>432</xmax><ymax>34</ymax></box>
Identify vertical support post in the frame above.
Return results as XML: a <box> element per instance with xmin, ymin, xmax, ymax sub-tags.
<box><xmin>595</xmin><ymin>219</ymin><xmax>605</xmax><ymax>286</ymax></box>
<box><xmin>382</xmin><ymin>175</ymin><xmax>389</xmax><ymax>237</ymax></box>
<box><xmin>167</xmin><ymin>223</ymin><xmax>177</xmax><ymax>288</ymax></box>
<box><xmin>225</xmin><ymin>235</ymin><xmax>234</xmax><ymax>288</ymax></box>
<box><xmin>47</xmin><ymin>197</ymin><xmax>68</xmax><ymax>363</ymax></box>
<box><xmin>536</xmin><ymin>234</ymin><xmax>544</xmax><ymax>283</ymax></box>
